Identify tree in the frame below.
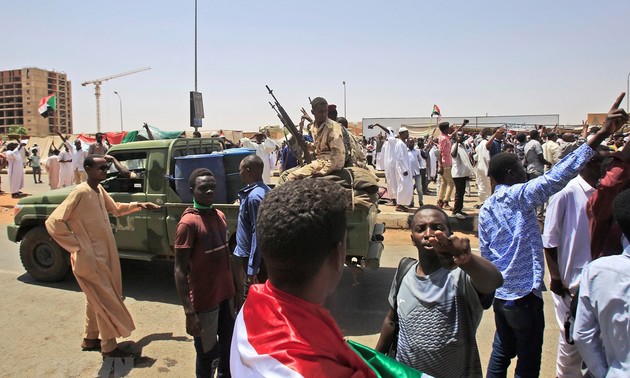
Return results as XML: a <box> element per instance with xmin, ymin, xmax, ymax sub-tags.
<box><xmin>8</xmin><ymin>126</ymin><xmax>27</xmax><ymax>135</ymax></box>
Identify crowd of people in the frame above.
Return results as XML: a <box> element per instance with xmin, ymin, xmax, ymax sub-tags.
<box><xmin>12</xmin><ymin>92</ymin><xmax>630</xmax><ymax>377</ymax></box>
<box><xmin>0</xmin><ymin>128</ymin><xmax>110</xmax><ymax>197</ymax></box>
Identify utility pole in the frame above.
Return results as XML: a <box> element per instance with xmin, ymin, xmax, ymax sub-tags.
<box><xmin>114</xmin><ymin>91</ymin><xmax>123</xmax><ymax>132</ymax></box>
<box><xmin>343</xmin><ymin>81</ymin><xmax>347</xmax><ymax>118</ymax></box>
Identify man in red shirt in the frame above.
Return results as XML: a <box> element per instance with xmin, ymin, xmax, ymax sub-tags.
<box><xmin>437</xmin><ymin>121</ymin><xmax>469</xmax><ymax>209</ymax></box>
<box><xmin>174</xmin><ymin>168</ymin><xmax>236</xmax><ymax>377</ymax></box>
<box><xmin>587</xmin><ymin>136</ymin><xmax>630</xmax><ymax>259</ymax></box>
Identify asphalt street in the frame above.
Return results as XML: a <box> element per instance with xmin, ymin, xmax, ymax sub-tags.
<box><xmin>0</xmin><ymin>173</ymin><xmax>559</xmax><ymax>376</ymax></box>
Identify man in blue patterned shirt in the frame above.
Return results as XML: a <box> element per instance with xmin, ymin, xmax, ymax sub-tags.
<box><xmin>480</xmin><ymin>93</ymin><xmax>628</xmax><ymax>378</ymax></box>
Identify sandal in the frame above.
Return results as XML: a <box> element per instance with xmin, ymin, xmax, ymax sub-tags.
<box><xmin>102</xmin><ymin>347</ymin><xmax>135</xmax><ymax>360</ymax></box>
<box><xmin>81</xmin><ymin>338</ymin><xmax>101</xmax><ymax>351</ymax></box>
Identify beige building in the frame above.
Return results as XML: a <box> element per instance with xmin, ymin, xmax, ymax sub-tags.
<box><xmin>0</xmin><ymin>67</ymin><xmax>72</xmax><ymax>137</ymax></box>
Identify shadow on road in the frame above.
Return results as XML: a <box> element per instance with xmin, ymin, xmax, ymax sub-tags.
<box><xmin>17</xmin><ymin>255</ymin><xmax>396</xmax><ymax>336</ymax></box>
<box><xmin>93</xmin><ymin>333</ymin><xmax>191</xmax><ymax>377</ymax></box>
<box><xmin>17</xmin><ymin>259</ymin><xmax>181</xmax><ymax>305</ymax></box>
<box><xmin>326</xmin><ymin>266</ymin><xmax>396</xmax><ymax>337</ymax></box>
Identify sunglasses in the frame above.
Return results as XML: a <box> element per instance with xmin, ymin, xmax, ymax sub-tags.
<box><xmin>95</xmin><ymin>163</ymin><xmax>112</xmax><ymax>171</ymax></box>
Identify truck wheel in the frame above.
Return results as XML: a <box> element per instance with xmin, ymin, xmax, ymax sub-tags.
<box><xmin>20</xmin><ymin>226</ymin><xmax>70</xmax><ymax>282</ymax></box>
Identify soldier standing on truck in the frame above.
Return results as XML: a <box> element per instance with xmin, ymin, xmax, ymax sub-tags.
<box><xmin>45</xmin><ymin>155</ymin><xmax>160</xmax><ymax>360</ymax></box>
<box><xmin>174</xmin><ymin>168</ymin><xmax>235</xmax><ymax>378</ymax></box>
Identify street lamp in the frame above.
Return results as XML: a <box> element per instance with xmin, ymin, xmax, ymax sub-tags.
<box><xmin>114</xmin><ymin>91</ymin><xmax>123</xmax><ymax>132</ymax></box>
<box><xmin>342</xmin><ymin>81</ymin><xmax>347</xmax><ymax>118</ymax></box>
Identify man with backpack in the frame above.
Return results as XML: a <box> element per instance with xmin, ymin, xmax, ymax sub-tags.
<box><xmin>375</xmin><ymin>205</ymin><xmax>502</xmax><ymax>377</ymax></box>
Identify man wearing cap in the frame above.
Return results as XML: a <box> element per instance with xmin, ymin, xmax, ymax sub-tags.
<box><xmin>210</xmin><ymin>131</ymin><xmax>225</xmax><ymax>151</ymax></box>
<box><xmin>382</xmin><ymin>127</ymin><xmax>413</xmax><ymax>211</ymax></box>
<box><xmin>286</xmin><ymin>97</ymin><xmax>346</xmax><ymax>181</ymax></box>
<box><xmin>5</xmin><ymin>141</ymin><xmax>26</xmax><ymax>197</ymax></box>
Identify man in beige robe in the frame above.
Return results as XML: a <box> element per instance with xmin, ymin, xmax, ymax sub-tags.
<box><xmin>45</xmin><ymin>148</ymin><xmax>60</xmax><ymax>189</ymax></box>
<box><xmin>45</xmin><ymin>155</ymin><xmax>159</xmax><ymax>359</ymax></box>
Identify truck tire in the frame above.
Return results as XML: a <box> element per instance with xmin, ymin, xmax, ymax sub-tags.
<box><xmin>20</xmin><ymin>226</ymin><xmax>70</xmax><ymax>282</ymax></box>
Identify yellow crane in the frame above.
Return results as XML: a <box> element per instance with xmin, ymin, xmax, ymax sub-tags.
<box><xmin>82</xmin><ymin>67</ymin><xmax>151</xmax><ymax>132</ymax></box>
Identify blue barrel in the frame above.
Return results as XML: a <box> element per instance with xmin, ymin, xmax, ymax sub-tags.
<box><xmin>222</xmin><ymin>148</ymin><xmax>256</xmax><ymax>175</ymax></box>
<box><xmin>174</xmin><ymin>154</ymin><xmax>227</xmax><ymax>204</ymax></box>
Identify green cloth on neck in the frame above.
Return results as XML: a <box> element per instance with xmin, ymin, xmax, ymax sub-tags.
<box><xmin>193</xmin><ymin>199</ymin><xmax>213</xmax><ymax>210</ymax></box>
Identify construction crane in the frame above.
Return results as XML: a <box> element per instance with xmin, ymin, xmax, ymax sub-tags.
<box><xmin>82</xmin><ymin>67</ymin><xmax>151</xmax><ymax>132</ymax></box>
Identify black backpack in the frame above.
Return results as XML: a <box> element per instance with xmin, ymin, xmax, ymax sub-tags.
<box><xmin>388</xmin><ymin>257</ymin><xmax>417</xmax><ymax>357</ymax></box>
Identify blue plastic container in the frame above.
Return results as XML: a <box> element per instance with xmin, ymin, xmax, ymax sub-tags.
<box><xmin>222</xmin><ymin>148</ymin><xmax>256</xmax><ymax>175</ymax></box>
<box><xmin>174</xmin><ymin>154</ymin><xmax>227</xmax><ymax>204</ymax></box>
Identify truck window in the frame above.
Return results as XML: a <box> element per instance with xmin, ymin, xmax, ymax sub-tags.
<box><xmin>101</xmin><ymin>152</ymin><xmax>148</xmax><ymax>193</ymax></box>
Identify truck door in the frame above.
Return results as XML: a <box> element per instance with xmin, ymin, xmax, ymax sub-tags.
<box><xmin>101</xmin><ymin>151</ymin><xmax>150</xmax><ymax>256</ymax></box>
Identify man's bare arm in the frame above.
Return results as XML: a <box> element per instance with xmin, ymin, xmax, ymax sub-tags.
<box><xmin>375</xmin><ymin>307</ymin><xmax>396</xmax><ymax>354</ymax></box>
<box><xmin>174</xmin><ymin>248</ymin><xmax>202</xmax><ymax>337</ymax></box>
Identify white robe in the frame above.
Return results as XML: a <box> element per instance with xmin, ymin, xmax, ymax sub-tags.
<box><xmin>393</xmin><ymin>140</ymin><xmax>413</xmax><ymax>206</ymax></box>
<box><xmin>375</xmin><ymin>149</ymin><xmax>384</xmax><ymax>171</ymax></box>
<box><xmin>428</xmin><ymin>145</ymin><xmax>438</xmax><ymax>180</ymax></box>
<box><xmin>58</xmin><ymin>150</ymin><xmax>74</xmax><ymax>188</ymax></box>
<box><xmin>6</xmin><ymin>148</ymin><xmax>24</xmax><ymax>194</ymax></box>
<box><xmin>45</xmin><ymin>155</ymin><xmax>60</xmax><ymax>189</ymax></box>
<box><xmin>241</xmin><ymin>138</ymin><xmax>277</xmax><ymax>184</ymax></box>
<box><xmin>382</xmin><ymin>137</ymin><xmax>398</xmax><ymax>200</ymax></box>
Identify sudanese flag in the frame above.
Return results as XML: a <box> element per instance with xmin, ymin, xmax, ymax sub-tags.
<box><xmin>38</xmin><ymin>94</ymin><xmax>56</xmax><ymax>118</ymax></box>
<box><xmin>231</xmin><ymin>282</ymin><xmax>378</xmax><ymax>377</ymax></box>
<box><xmin>431</xmin><ymin>104</ymin><xmax>441</xmax><ymax>118</ymax></box>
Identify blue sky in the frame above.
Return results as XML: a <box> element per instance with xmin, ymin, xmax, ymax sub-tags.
<box><xmin>5</xmin><ymin>1</ymin><xmax>630</xmax><ymax>134</ymax></box>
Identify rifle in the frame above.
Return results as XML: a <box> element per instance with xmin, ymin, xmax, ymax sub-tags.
<box><xmin>269</xmin><ymin>101</ymin><xmax>299</xmax><ymax>166</ymax></box>
<box><xmin>268</xmin><ymin>101</ymin><xmax>305</xmax><ymax>165</ymax></box>
<box><xmin>266</xmin><ymin>85</ymin><xmax>312</xmax><ymax>164</ymax></box>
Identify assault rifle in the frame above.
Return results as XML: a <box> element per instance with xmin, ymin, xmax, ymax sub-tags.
<box><xmin>266</xmin><ymin>85</ymin><xmax>312</xmax><ymax>164</ymax></box>
<box><xmin>268</xmin><ymin>101</ymin><xmax>302</xmax><ymax>165</ymax></box>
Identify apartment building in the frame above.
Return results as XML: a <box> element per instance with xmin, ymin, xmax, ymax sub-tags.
<box><xmin>0</xmin><ymin>68</ymin><xmax>72</xmax><ymax>137</ymax></box>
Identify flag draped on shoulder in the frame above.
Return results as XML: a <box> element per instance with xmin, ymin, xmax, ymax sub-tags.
<box><xmin>430</xmin><ymin>104</ymin><xmax>441</xmax><ymax>118</ymax></box>
<box><xmin>230</xmin><ymin>282</ymin><xmax>377</xmax><ymax>377</ymax></box>
<box><xmin>38</xmin><ymin>94</ymin><xmax>56</xmax><ymax>118</ymax></box>
<box><xmin>347</xmin><ymin>340</ymin><xmax>429</xmax><ymax>378</ymax></box>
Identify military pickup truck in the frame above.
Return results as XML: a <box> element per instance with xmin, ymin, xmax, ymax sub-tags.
<box><xmin>7</xmin><ymin>138</ymin><xmax>385</xmax><ymax>282</ymax></box>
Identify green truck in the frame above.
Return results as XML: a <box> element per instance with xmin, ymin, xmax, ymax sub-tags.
<box><xmin>7</xmin><ymin>138</ymin><xmax>385</xmax><ymax>282</ymax></box>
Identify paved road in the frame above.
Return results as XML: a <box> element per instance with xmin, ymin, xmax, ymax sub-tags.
<box><xmin>0</xmin><ymin>173</ymin><xmax>559</xmax><ymax>376</ymax></box>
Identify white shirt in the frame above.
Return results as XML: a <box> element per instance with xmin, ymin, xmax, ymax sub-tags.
<box><xmin>573</xmin><ymin>245</ymin><xmax>630</xmax><ymax>378</ymax></box>
<box><xmin>241</xmin><ymin>138</ymin><xmax>277</xmax><ymax>184</ymax></box>
<box><xmin>65</xmin><ymin>140</ymin><xmax>87</xmax><ymax>172</ymax></box>
<box><xmin>408</xmin><ymin>149</ymin><xmax>421</xmax><ymax>177</ymax></box>
<box><xmin>524</xmin><ymin>139</ymin><xmax>544</xmax><ymax>175</ymax></box>
<box><xmin>542</xmin><ymin>175</ymin><xmax>595</xmax><ymax>292</ymax></box>
<box><xmin>451</xmin><ymin>143</ymin><xmax>474</xmax><ymax>178</ymax></box>
<box><xmin>475</xmin><ymin>139</ymin><xmax>490</xmax><ymax>175</ymax></box>
<box><xmin>417</xmin><ymin>148</ymin><xmax>427</xmax><ymax>170</ymax></box>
